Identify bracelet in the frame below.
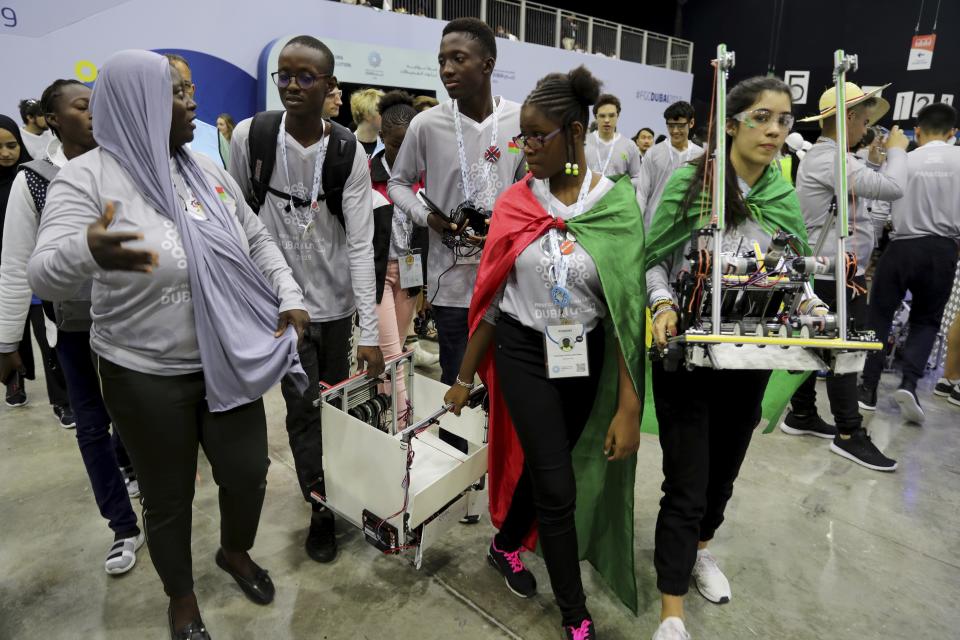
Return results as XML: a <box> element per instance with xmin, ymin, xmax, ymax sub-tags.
<box><xmin>455</xmin><ymin>376</ymin><xmax>475</xmax><ymax>390</ymax></box>
<box><xmin>650</xmin><ymin>297</ymin><xmax>675</xmax><ymax>313</ymax></box>
<box><xmin>652</xmin><ymin>303</ymin><xmax>679</xmax><ymax>323</ymax></box>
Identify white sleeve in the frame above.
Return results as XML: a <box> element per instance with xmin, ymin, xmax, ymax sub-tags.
<box><xmin>342</xmin><ymin>149</ymin><xmax>380</xmax><ymax>346</ymax></box>
<box><xmin>228</xmin><ymin>119</ymin><xmax>254</xmax><ymax>200</ymax></box>
<box><xmin>387</xmin><ymin>116</ymin><xmax>431</xmax><ymax>227</ymax></box>
<box><xmin>0</xmin><ymin>173</ymin><xmax>40</xmax><ymax>349</ymax></box>
<box><xmin>27</xmin><ymin>171</ymin><xmax>101</xmax><ymax>302</ymax></box>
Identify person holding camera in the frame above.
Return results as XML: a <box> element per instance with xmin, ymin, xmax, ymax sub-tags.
<box><xmin>445</xmin><ymin>66</ymin><xmax>645</xmax><ymax>640</ymax></box>
<box><xmin>388</xmin><ymin>18</ymin><xmax>525</xmax><ymax>456</ymax></box>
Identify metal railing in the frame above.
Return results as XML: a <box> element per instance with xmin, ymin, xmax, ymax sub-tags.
<box><xmin>384</xmin><ymin>0</ymin><xmax>693</xmax><ymax>71</ymax></box>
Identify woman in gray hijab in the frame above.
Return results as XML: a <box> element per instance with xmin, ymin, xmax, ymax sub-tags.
<box><xmin>29</xmin><ymin>50</ymin><xmax>309</xmax><ymax>640</ymax></box>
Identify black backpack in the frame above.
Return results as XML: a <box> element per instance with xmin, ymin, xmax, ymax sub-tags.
<box><xmin>246</xmin><ymin>111</ymin><xmax>357</xmax><ymax>228</ymax></box>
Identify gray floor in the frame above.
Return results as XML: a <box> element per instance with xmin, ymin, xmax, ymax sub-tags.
<box><xmin>1</xmin><ymin>345</ymin><xmax>958</xmax><ymax>640</ymax></box>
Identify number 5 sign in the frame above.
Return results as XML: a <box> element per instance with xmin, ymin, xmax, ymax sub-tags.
<box><xmin>784</xmin><ymin>71</ymin><xmax>810</xmax><ymax>105</ymax></box>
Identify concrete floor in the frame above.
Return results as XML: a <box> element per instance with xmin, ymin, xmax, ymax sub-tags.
<box><xmin>1</xmin><ymin>344</ymin><xmax>959</xmax><ymax>640</ymax></box>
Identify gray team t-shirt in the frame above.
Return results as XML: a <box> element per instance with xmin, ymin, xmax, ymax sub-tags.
<box><xmin>29</xmin><ymin>149</ymin><xmax>303</xmax><ymax>375</ymax></box>
<box><xmin>485</xmin><ymin>174</ymin><xmax>613</xmax><ymax>332</ymax></box>
<box><xmin>229</xmin><ymin>118</ymin><xmax>379</xmax><ymax>345</ymax></box>
<box><xmin>584</xmin><ymin>132</ymin><xmax>642</xmax><ymax>184</ymax></box>
<box><xmin>387</xmin><ymin>98</ymin><xmax>525</xmax><ymax>308</ymax></box>
<box><xmin>637</xmin><ymin>139</ymin><xmax>703</xmax><ymax>226</ymax></box>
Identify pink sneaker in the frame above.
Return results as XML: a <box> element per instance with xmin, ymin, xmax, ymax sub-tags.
<box><xmin>487</xmin><ymin>538</ymin><xmax>537</xmax><ymax>598</ymax></box>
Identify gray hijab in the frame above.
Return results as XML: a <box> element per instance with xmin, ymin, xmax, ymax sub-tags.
<box><xmin>91</xmin><ymin>50</ymin><xmax>306</xmax><ymax>411</ymax></box>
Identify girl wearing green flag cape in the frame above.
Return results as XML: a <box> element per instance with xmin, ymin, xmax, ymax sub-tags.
<box><xmin>445</xmin><ymin>66</ymin><xmax>646</xmax><ymax>640</ymax></box>
<box><xmin>646</xmin><ymin>76</ymin><xmax>829</xmax><ymax>640</ymax></box>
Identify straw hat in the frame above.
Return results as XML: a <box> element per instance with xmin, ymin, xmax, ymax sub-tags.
<box><xmin>799</xmin><ymin>82</ymin><xmax>891</xmax><ymax>124</ymax></box>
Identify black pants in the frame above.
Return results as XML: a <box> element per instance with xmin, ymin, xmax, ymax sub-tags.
<box><xmin>96</xmin><ymin>356</ymin><xmax>269</xmax><ymax>598</ymax></box>
<box><xmin>494</xmin><ymin>315</ymin><xmax>605</xmax><ymax>625</ymax></box>
<box><xmin>652</xmin><ymin>362</ymin><xmax>769</xmax><ymax>596</ymax></box>
<box><xmin>789</xmin><ymin>275</ymin><xmax>867</xmax><ymax>434</ymax></box>
<box><xmin>863</xmin><ymin>237</ymin><xmax>960</xmax><ymax>389</ymax></box>
<box><xmin>432</xmin><ymin>304</ymin><xmax>470</xmax><ymax>453</ymax></box>
<box><xmin>17</xmin><ymin>304</ymin><xmax>69</xmax><ymax>406</ymax></box>
<box><xmin>280</xmin><ymin>318</ymin><xmax>352</xmax><ymax>506</ymax></box>
<box><xmin>56</xmin><ymin>330</ymin><xmax>138</xmax><ymax>538</ymax></box>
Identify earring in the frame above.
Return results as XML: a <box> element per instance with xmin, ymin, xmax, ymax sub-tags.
<box><xmin>565</xmin><ymin>162</ymin><xmax>573</xmax><ymax>175</ymax></box>
<box><xmin>571</xmin><ymin>163</ymin><xmax>580</xmax><ymax>176</ymax></box>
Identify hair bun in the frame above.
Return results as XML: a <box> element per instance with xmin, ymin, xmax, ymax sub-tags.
<box><xmin>378</xmin><ymin>90</ymin><xmax>415</xmax><ymax>115</ymax></box>
<box><xmin>567</xmin><ymin>65</ymin><xmax>602</xmax><ymax>107</ymax></box>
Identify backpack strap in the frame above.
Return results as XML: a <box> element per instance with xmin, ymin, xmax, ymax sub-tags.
<box><xmin>246</xmin><ymin>110</ymin><xmax>285</xmax><ymax>212</ymax></box>
<box><xmin>19</xmin><ymin>159</ymin><xmax>61</xmax><ymax>216</ymax></box>
<box><xmin>319</xmin><ymin>120</ymin><xmax>357</xmax><ymax>230</ymax></box>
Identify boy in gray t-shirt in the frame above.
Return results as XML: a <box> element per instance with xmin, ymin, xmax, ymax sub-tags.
<box><xmin>584</xmin><ymin>94</ymin><xmax>641</xmax><ymax>186</ymax></box>
<box><xmin>388</xmin><ymin>19</ymin><xmax>524</xmax><ymax>412</ymax></box>
<box><xmin>229</xmin><ymin>35</ymin><xmax>384</xmax><ymax>565</ymax></box>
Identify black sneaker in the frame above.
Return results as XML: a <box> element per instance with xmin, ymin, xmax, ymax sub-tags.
<box><xmin>780</xmin><ymin>412</ymin><xmax>837</xmax><ymax>439</ymax></box>
<box><xmin>857</xmin><ymin>384</ymin><xmax>877</xmax><ymax>411</ymax></box>
<box><xmin>54</xmin><ymin>405</ymin><xmax>76</xmax><ymax>429</ymax></box>
<box><xmin>950</xmin><ymin>385</ymin><xmax>960</xmax><ymax>407</ymax></box>
<box><xmin>830</xmin><ymin>429</ymin><xmax>897</xmax><ymax>472</ymax></box>
<box><xmin>487</xmin><ymin>538</ymin><xmax>537</xmax><ymax>598</ymax></box>
<box><xmin>5</xmin><ymin>375</ymin><xmax>27</xmax><ymax>407</ymax></box>
<box><xmin>562</xmin><ymin>618</ymin><xmax>597</xmax><ymax>640</ymax></box>
<box><xmin>460</xmin><ymin>514</ymin><xmax>481</xmax><ymax>525</ymax></box>
<box><xmin>934</xmin><ymin>377</ymin><xmax>958</xmax><ymax>397</ymax></box>
<box><xmin>305</xmin><ymin>511</ymin><xmax>337</xmax><ymax>563</ymax></box>
<box><xmin>893</xmin><ymin>386</ymin><xmax>925</xmax><ymax>424</ymax></box>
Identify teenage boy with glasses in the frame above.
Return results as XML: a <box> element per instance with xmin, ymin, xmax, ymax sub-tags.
<box><xmin>230</xmin><ymin>35</ymin><xmax>384</xmax><ymax>563</ymax></box>
<box><xmin>637</xmin><ymin>101</ymin><xmax>703</xmax><ymax>226</ymax></box>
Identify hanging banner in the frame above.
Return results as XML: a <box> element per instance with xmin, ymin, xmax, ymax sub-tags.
<box><xmin>907</xmin><ymin>34</ymin><xmax>936</xmax><ymax>71</ymax></box>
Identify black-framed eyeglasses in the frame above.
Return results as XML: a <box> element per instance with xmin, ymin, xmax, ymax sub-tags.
<box><xmin>665</xmin><ymin>121</ymin><xmax>690</xmax><ymax>131</ymax></box>
<box><xmin>732</xmin><ymin>109</ymin><xmax>795</xmax><ymax>130</ymax></box>
<box><xmin>512</xmin><ymin>127</ymin><xmax>563</xmax><ymax>151</ymax></box>
<box><xmin>271</xmin><ymin>71</ymin><xmax>330</xmax><ymax>90</ymax></box>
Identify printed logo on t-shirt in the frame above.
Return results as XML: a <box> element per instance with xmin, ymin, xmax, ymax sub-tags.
<box><xmin>161</xmin><ymin>219</ymin><xmax>188</xmax><ymax>270</ymax></box>
<box><xmin>159</xmin><ymin>282</ymin><xmax>192</xmax><ymax>306</ymax></box>
<box><xmin>460</xmin><ymin>158</ymin><xmax>505</xmax><ymax>211</ymax></box>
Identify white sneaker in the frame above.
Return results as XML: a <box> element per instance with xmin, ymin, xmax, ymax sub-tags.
<box><xmin>412</xmin><ymin>342</ymin><xmax>439</xmax><ymax>367</ymax></box>
<box><xmin>104</xmin><ymin>532</ymin><xmax>145</xmax><ymax>575</ymax></box>
<box><xmin>692</xmin><ymin>549</ymin><xmax>731</xmax><ymax>604</ymax></box>
<box><xmin>652</xmin><ymin>617</ymin><xmax>690</xmax><ymax>640</ymax></box>
<box><xmin>125</xmin><ymin>476</ymin><xmax>141</xmax><ymax>499</ymax></box>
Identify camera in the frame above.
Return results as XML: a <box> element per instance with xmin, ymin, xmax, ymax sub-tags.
<box><xmin>417</xmin><ymin>191</ymin><xmax>490</xmax><ymax>249</ymax></box>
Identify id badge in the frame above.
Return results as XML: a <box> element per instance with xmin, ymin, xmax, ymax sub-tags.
<box><xmin>399</xmin><ymin>250</ymin><xmax>424</xmax><ymax>288</ymax></box>
<box><xmin>544</xmin><ymin>323</ymin><xmax>589</xmax><ymax>378</ymax></box>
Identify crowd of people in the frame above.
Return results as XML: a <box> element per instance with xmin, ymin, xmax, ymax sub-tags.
<box><xmin>2</xmin><ymin>15</ymin><xmax>959</xmax><ymax>640</ymax></box>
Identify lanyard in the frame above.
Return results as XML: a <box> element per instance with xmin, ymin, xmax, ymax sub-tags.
<box><xmin>543</xmin><ymin>169</ymin><xmax>593</xmax><ymax>311</ymax></box>
<box><xmin>381</xmin><ymin>154</ymin><xmax>413</xmax><ymax>251</ymax></box>
<box><xmin>452</xmin><ymin>97</ymin><xmax>499</xmax><ymax>205</ymax></box>
<box><xmin>594</xmin><ymin>132</ymin><xmax>618</xmax><ymax>175</ymax></box>
<box><xmin>277</xmin><ymin>112</ymin><xmax>328</xmax><ymax>231</ymax></box>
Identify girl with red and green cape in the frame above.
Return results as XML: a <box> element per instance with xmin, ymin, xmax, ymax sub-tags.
<box><xmin>645</xmin><ymin>76</ymin><xmax>831</xmax><ymax>640</ymax></box>
<box><xmin>445</xmin><ymin>66</ymin><xmax>646</xmax><ymax>640</ymax></box>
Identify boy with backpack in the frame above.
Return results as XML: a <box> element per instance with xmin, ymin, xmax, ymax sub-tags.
<box><xmin>229</xmin><ymin>35</ymin><xmax>383</xmax><ymax>564</ymax></box>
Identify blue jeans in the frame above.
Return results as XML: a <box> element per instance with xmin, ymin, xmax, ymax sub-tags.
<box><xmin>432</xmin><ymin>305</ymin><xmax>470</xmax><ymax>452</ymax></box>
<box><xmin>56</xmin><ymin>330</ymin><xmax>139</xmax><ymax>538</ymax></box>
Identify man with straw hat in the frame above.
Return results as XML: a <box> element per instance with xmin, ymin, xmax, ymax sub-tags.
<box><xmin>778</xmin><ymin>82</ymin><xmax>909</xmax><ymax>472</ymax></box>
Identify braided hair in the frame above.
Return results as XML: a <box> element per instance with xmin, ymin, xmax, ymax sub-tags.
<box><xmin>378</xmin><ymin>90</ymin><xmax>418</xmax><ymax>131</ymax></box>
<box><xmin>40</xmin><ymin>79</ymin><xmax>86</xmax><ymax>141</ymax></box>
<box><xmin>523</xmin><ymin>65</ymin><xmax>601</xmax><ymax>165</ymax></box>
